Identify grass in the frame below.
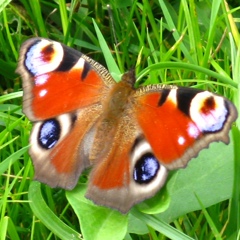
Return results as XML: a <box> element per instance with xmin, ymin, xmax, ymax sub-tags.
<box><xmin>0</xmin><ymin>0</ymin><xmax>240</xmax><ymax>239</ymax></box>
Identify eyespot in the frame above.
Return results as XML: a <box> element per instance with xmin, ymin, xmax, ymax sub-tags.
<box><xmin>133</xmin><ymin>153</ymin><xmax>160</xmax><ymax>184</ymax></box>
<box><xmin>130</xmin><ymin>137</ymin><xmax>168</xmax><ymax>190</ymax></box>
<box><xmin>25</xmin><ymin>39</ymin><xmax>63</xmax><ymax>76</ymax></box>
<box><xmin>190</xmin><ymin>92</ymin><xmax>228</xmax><ymax>133</ymax></box>
<box><xmin>38</xmin><ymin>119</ymin><xmax>60</xmax><ymax>149</ymax></box>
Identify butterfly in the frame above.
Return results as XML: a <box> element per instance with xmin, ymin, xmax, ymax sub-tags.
<box><xmin>17</xmin><ymin>38</ymin><xmax>237</xmax><ymax>213</ymax></box>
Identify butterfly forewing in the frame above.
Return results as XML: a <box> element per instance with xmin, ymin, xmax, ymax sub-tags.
<box><xmin>17</xmin><ymin>38</ymin><xmax>115</xmax><ymax>121</ymax></box>
<box><xmin>133</xmin><ymin>85</ymin><xmax>237</xmax><ymax>169</ymax></box>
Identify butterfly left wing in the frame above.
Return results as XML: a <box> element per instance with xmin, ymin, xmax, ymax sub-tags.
<box><xmin>133</xmin><ymin>85</ymin><xmax>238</xmax><ymax>170</ymax></box>
<box><xmin>17</xmin><ymin>38</ymin><xmax>116</xmax><ymax>189</ymax></box>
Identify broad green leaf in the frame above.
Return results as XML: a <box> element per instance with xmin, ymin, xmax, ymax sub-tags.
<box><xmin>159</xmin><ymin>139</ymin><xmax>234</xmax><ymax>222</ymax></box>
<box><xmin>66</xmin><ymin>184</ymin><xmax>128</xmax><ymax>240</ymax></box>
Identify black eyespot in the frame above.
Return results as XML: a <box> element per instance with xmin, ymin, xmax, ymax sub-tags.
<box><xmin>133</xmin><ymin>153</ymin><xmax>160</xmax><ymax>184</ymax></box>
<box><xmin>38</xmin><ymin>119</ymin><xmax>61</xmax><ymax>149</ymax></box>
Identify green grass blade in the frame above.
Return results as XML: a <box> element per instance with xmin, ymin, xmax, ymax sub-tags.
<box><xmin>226</xmin><ymin>126</ymin><xmax>240</xmax><ymax>238</ymax></box>
<box><xmin>92</xmin><ymin>19</ymin><xmax>121</xmax><ymax>76</ymax></box>
<box><xmin>132</xmin><ymin>209</ymin><xmax>194</xmax><ymax>240</ymax></box>
<box><xmin>138</xmin><ymin>62</ymin><xmax>237</xmax><ymax>88</ymax></box>
<box><xmin>0</xmin><ymin>146</ymin><xmax>28</xmax><ymax>175</ymax></box>
<box><xmin>28</xmin><ymin>181</ymin><xmax>81</xmax><ymax>240</ymax></box>
<box><xmin>58</xmin><ymin>0</ymin><xmax>69</xmax><ymax>38</ymax></box>
<box><xmin>158</xmin><ymin>0</ymin><xmax>194</xmax><ymax>64</ymax></box>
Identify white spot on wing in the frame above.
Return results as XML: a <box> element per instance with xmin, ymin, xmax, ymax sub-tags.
<box><xmin>35</xmin><ymin>74</ymin><xmax>49</xmax><ymax>86</ymax></box>
<box><xmin>178</xmin><ymin>136</ymin><xmax>185</xmax><ymax>145</ymax></box>
<box><xmin>39</xmin><ymin>89</ymin><xmax>47</xmax><ymax>97</ymax></box>
<box><xmin>72</xmin><ymin>57</ymin><xmax>85</xmax><ymax>69</ymax></box>
<box><xmin>168</xmin><ymin>89</ymin><xmax>177</xmax><ymax>105</ymax></box>
<box><xmin>187</xmin><ymin>122</ymin><xmax>200</xmax><ymax>138</ymax></box>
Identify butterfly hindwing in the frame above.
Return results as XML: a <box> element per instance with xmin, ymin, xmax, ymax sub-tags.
<box><xmin>29</xmin><ymin>105</ymin><xmax>102</xmax><ymax>189</ymax></box>
<box><xmin>86</xmin><ymin>113</ymin><xmax>168</xmax><ymax>213</ymax></box>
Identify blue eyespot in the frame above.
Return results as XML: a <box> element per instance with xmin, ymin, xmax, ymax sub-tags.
<box><xmin>133</xmin><ymin>153</ymin><xmax>160</xmax><ymax>184</ymax></box>
<box><xmin>38</xmin><ymin>119</ymin><xmax>60</xmax><ymax>149</ymax></box>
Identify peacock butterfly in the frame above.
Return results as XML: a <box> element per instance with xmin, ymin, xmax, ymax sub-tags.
<box><xmin>16</xmin><ymin>38</ymin><xmax>237</xmax><ymax>213</ymax></box>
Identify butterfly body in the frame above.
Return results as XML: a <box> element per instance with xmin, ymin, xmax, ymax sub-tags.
<box><xmin>17</xmin><ymin>38</ymin><xmax>237</xmax><ymax>213</ymax></box>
